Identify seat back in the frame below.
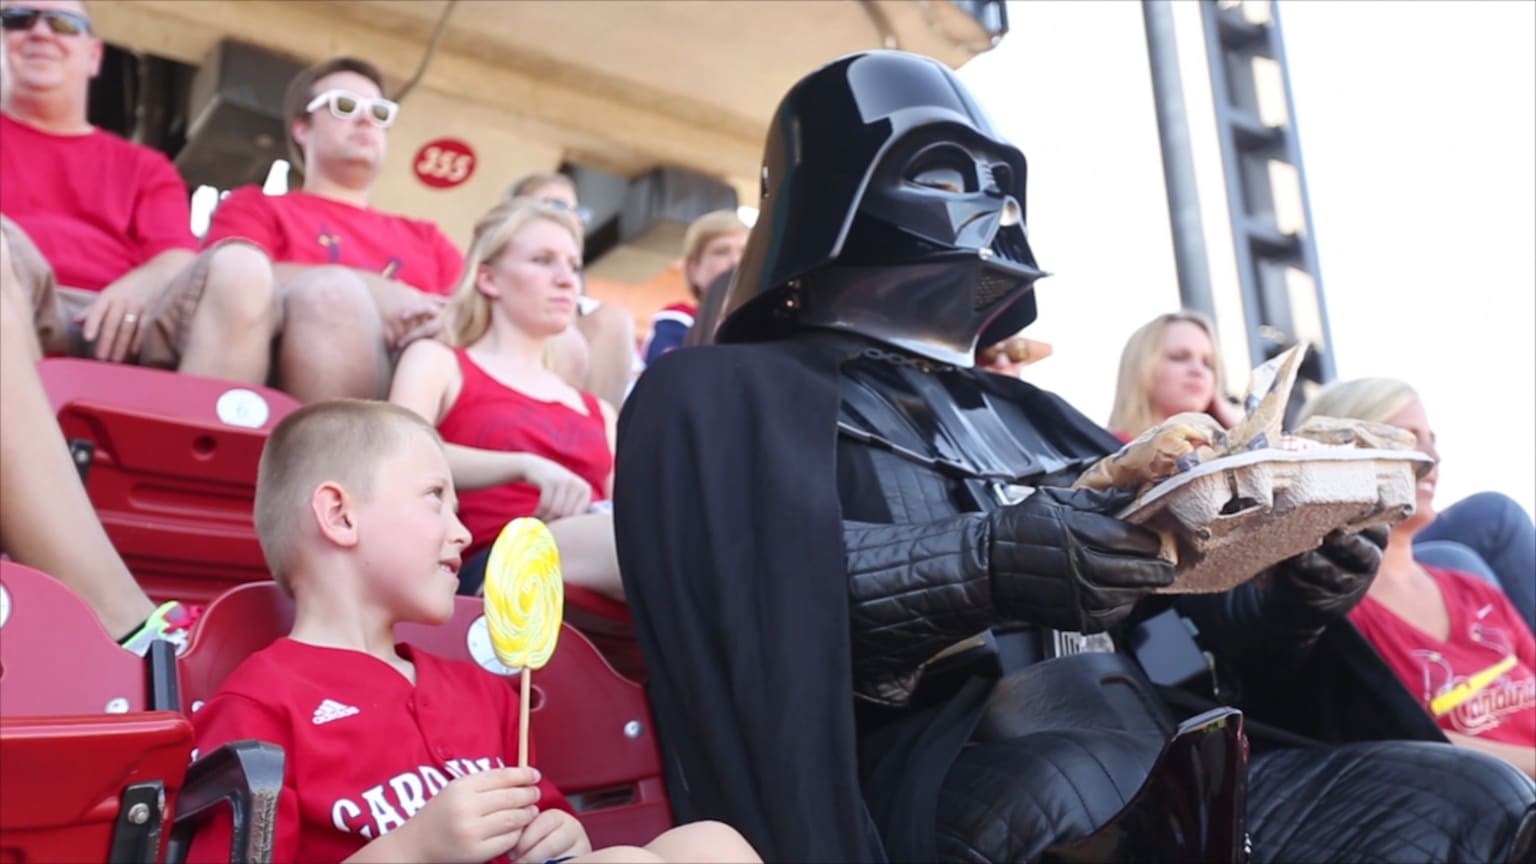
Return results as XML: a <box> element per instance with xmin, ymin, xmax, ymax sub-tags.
<box><xmin>177</xmin><ymin>582</ymin><xmax>296</xmax><ymax>715</ymax></box>
<box><xmin>38</xmin><ymin>359</ymin><xmax>299</xmax><ymax>605</ymax></box>
<box><xmin>395</xmin><ymin>597</ymin><xmax>672</xmax><ymax>848</ymax></box>
<box><xmin>161</xmin><ymin>589</ymin><xmax>294</xmax><ymax>864</ymax></box>
<box><xmin>0</xmin><ymin>561</ymin><xmax>158</xmax><ymax>716</ymax></box>
<box><xmin>563</xmin><ymin>585</ymin><xmax>646</xmax><ymax>682</ymax></box>
<box><xmin>0</xmin><ymin>712</ymin><xmax>195</xmax><ymax>864</ymax></box>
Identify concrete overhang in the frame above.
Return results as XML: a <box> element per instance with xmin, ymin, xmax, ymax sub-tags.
<box><xmin>91</xmin><ymin>0</ymin><xmax>1004</xmax><ymax>207</ymax></box>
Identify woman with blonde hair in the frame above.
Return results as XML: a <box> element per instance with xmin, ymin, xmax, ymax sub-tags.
<box><xmin>1106</xmin><ymin>310</ymin><xmax>1242</xmax><ymax>440</ymax></box>
<box><xmin>1299</xmin><ymin>377</ymin><xmax>1535</xmax><ymax>778</ymax></box>
<box><xmin>505</xmin><ymin>171</ymin><xmax>638</xmax><ymax>410</ymax></box>
<box><xmin>389</xmin><ymin>197</ymin><xmax>621</xmax><ymax>600</ymax></box>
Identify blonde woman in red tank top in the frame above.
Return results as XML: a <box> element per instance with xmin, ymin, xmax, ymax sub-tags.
<box><xmin>389</xmin><ymin>198</ymin><xmax>622</xmax><ymax>600</ymax></box>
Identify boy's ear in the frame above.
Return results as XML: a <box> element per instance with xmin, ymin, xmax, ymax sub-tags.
<box><xmin>311</xmin><ymin>481</ymin><xmax>361</xmax><ymax>548</ymax></box>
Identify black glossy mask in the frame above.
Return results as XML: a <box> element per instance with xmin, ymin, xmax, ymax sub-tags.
<box><xmin>714</xmin><ymin>50</ymin><xmax>1044</xmax><ymax>363</ymax></box>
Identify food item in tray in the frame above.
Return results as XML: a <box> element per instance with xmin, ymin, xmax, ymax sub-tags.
<box><xmin>1073</xmin><ymin>412</ymin><xmax>1227</xmax><ymax>492</ymax></box>
<box><xmin>1293</xmin><ymin>415</ymin><xmax>1418</xmax><ymax>452</ymax></box>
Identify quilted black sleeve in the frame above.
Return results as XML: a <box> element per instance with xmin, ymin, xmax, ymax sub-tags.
<box><xmin>845</xmin><ymin>516</ymin><xmax>996</xmax><ymax>705</ymax></box>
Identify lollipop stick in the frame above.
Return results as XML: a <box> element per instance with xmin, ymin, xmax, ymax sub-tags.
<box><xmin>519</xmin><ymin>668</ymin><xmax>532</xmax><ymax>768</ymax></box>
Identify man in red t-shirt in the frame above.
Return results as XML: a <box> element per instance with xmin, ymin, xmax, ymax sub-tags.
<box><xmin>197</xmin><ymin>56</ymin><xmax>464</xmax><ymax>402</ymax></box>
<box><xmin>0</xmin><ymin>0</ymin><xmax>274</xmax><ymax>375</ymax></box>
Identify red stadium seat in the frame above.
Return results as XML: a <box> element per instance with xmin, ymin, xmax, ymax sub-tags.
<box><xmin>564</xmin><ymin>584</ymin><xmax>647</xmax><ymax>682</ymax></box>
<box><xmin>183</xmin><ymin>582</ymin><xmax>674</xmax><ymax>848</ymax></box>
<box><xmin>37</xmin><ymin>359</ymin><xmax>299</xmax><ymax>606</ymax></box>
<box><xmin>0</xmin><ymin>562</ymin><xmax>278</xmax><ymax>864</ymax></box>
<box><xmin>177</xmin><ymin>581</ymin><xmax>295</xmax><ymax>716</ymax></box>
<box><xmin>0</xmin><ymin>712</ymin><xmax>194</xmax><ymax>864</ymax></box>
<box><xmin>0</xmin><ymin>561</ymin><xmax>167</xmax><ymax>716</ymax></box>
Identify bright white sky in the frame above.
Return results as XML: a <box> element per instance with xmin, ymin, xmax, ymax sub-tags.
<box><xmin>959</xmin><ymin>0</ymin><xmax>1535</xmax><ymax>519</ymax></box>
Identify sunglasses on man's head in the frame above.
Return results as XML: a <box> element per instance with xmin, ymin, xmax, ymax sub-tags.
<box><xmin>0</xmin><ymin>6</ymin><xmax>92</xmax><ymax>36</ymax></box>
<box><xmin>539</xmin><ymin>197</ymin><xmax>593</xmax><ymax>227</ymax></box>
<box><xmin>305</xmin><ymin>89</ymin><xmax>399</xmax><ymax>128</ymax></box>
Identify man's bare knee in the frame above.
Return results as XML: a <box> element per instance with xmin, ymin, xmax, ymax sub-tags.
<box><xmin>0</xmin><ymin>233</ymin><xmax>21</xmax><ymax>303</ymax></box>
<box><xmin>201</xmin><ymin>244</ymin><xmax>278</xmax><ymax>330</ymax></box>
<box><xmin>0</xmin><ymin>280</ymin><xmax>26</xmax><ymax>341</ymax></box>
<box><xmin>0</xmin><ymin>249</ymin><xmax>41</xmax><ymax>361</ymax></box>
<box><xmin>276</xmin><ymin>266</ymin><xmax>388</xmax><ymax>401</ymax></box>
<box><xmin>283</xmin><ymin>266</ymin><xmax>374</xmax><ymax>323</ymax></box>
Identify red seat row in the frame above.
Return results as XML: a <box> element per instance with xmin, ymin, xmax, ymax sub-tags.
<box><xmin>4</xmin><ymin>359</ymin><xmax>671</xmax><ymax>862</ymax></box>
<box><xmin>40</xmin><ymin>358</ymin><xmax>644</xmax><ymax>679</ymax></box>
<box><xmin>0</xmin><ymin>560</ymin><xmax>281</xmax><ymax>864</ymax></box>
<box><xmin>0</xmin><ymin>561</ymin><xmax>673</xmax><ymax>861</ymax></box>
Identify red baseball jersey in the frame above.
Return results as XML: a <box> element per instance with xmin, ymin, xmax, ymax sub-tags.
<box><xmin>187</xmin><ymin>638</ymin><xmax>571</xmax><ymax>864</ymax></box>
<box><xmin>203</xmin><ymin>186</ymin><xmax>464</xmax><ymax>295</ymax></box>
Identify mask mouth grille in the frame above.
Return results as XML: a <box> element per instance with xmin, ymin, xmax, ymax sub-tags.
<box><xmin>975</xmin><ymin>270</ymin><xmax>1021</xmax><ymax>309</ymax></box>
<box><xmin>990</xmin><ymin>224</ymin><xmax>1033</xmax><ymax>266</ymax></box>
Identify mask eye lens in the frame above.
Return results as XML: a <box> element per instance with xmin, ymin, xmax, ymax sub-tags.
<box><xmin>910</xmin><ymin>166</ymin><xmax>967</xmax><ymax>194</ymax></box>
<box><xmin>990</xmin><ymin>164</ymin><xmax>1013</xmax><ymax>194</ymax></box>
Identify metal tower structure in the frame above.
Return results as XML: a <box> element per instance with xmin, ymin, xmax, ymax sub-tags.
<box><xmin>1144</xmin><ymin>0</ymin><xmax>1335</xmax><ymax>385</ymax></box>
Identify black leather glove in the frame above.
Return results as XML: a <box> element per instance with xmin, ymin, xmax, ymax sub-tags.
<box><xmin>989</xmin><ymin>486</ymin><xmax>1176</xmax><ymax>633</ymax></box>
<box><xmin>1269</xmin><ymin>525</ymin><xmax>1388</xmax><ymax>624</ymax></box>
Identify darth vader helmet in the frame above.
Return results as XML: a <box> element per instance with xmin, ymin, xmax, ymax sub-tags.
<box><xmin>713</xmin><ymin>50</ymin><xmax>1045</xmax><ymax>366</ymax></box>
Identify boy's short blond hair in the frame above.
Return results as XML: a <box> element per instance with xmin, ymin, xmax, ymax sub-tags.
<box><xmin>254</xmin><ymin>400</ymin><xmax>440</xmax><ymax>594</ymax></box>
<box><xmin>682</xmin><ymin>210</ymin><xmax>747</xmax><ymax>265</ymax></box>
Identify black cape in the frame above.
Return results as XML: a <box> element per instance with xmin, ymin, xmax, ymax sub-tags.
<box><xmin>614</xmin><ymin>337</ymin><xmax>1441</xmax><ymax>863</ymax></box>
<box><xmin>614</xmin><ymin>337</ymin><xmax>1118</xmax><ymax>862</ymax></box>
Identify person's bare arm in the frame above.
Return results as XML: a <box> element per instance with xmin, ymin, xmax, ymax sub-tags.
<box><xmin>82</xmin><ymin>249</ymin><xmax>197</xmax><ymax>362</ymax></box>
<box><xmin>1445</xmin><ymin>731</ymin><xmax>1536</xmax><ymax>779</ymax></box>
<box><xmin>600</xmin><ymin>399</ymin><xmax>617</xmax><ymax>499</ymax></box>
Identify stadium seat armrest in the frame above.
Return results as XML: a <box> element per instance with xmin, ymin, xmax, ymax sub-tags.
<box><xmin>147</xmin><ymin>639</ymin><xmax>182</xmax><ymax>712</ymax></box>
<box><xmin>166</xmin><ymin>740</ymin><xmax>284</xmax><ymax>864</ymax></box>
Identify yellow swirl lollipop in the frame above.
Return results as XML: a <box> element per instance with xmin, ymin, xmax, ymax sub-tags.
<box><xmin>484</xmin><ymin>518</ymin><xmax>564</xmax><ymax>670</ymax></box>
<box><xmin>483</xmin><ymin>518</ymin><xmax>564</xmax><ymax>767</ymax></box>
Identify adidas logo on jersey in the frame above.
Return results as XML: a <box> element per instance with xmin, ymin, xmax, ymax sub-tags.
<box><xmin>313</xmin><ymin>698</ymin><xmax>360</xmax><ymax>725</ymax></box>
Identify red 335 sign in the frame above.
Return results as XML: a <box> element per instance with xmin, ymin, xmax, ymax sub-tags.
<box><xmin>413</xmin><ymin>138</ymin><xmax>476</xmax><ymax>189</ymax></box>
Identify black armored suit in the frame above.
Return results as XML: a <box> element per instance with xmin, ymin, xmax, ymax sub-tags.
<box><xmin>615</xmin><ymin>50</ymin><xmax>1536</xmax><ymax>864</ymax></box>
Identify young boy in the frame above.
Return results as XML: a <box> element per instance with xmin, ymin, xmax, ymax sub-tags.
<box><xmin>189</xmin><ymin>400</ymin><xmax>759</xmax><ymax>864</ymax></box>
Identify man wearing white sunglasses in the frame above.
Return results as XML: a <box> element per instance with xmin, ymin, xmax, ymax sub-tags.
<box><xmin>198</xmin><ymin>56</ymin><xmax>463</xmax><ymax>402</ymax></box>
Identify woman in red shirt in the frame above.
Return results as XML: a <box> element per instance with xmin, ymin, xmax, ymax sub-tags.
<box><xmin>1301</xmin><ymin>377</ymin><xmax>1535</xmax><ymax>779</ymax></box>
<box><xmin>390</xmin><ymin>199</ymin><xmax>620</xmax><ymax>600</ymax></box>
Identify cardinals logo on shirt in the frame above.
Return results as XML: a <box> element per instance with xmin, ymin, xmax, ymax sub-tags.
<box><xmin>1413</xmin><ymin>644</ymin><xmax>1536</xmax><ymax>736</ymax></box>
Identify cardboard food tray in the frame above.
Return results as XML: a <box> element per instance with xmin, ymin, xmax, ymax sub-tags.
<box><xmin>1119</xmin><ymin>446</ymin><xmax>1432</xmax><ymax>594</ymax></box>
